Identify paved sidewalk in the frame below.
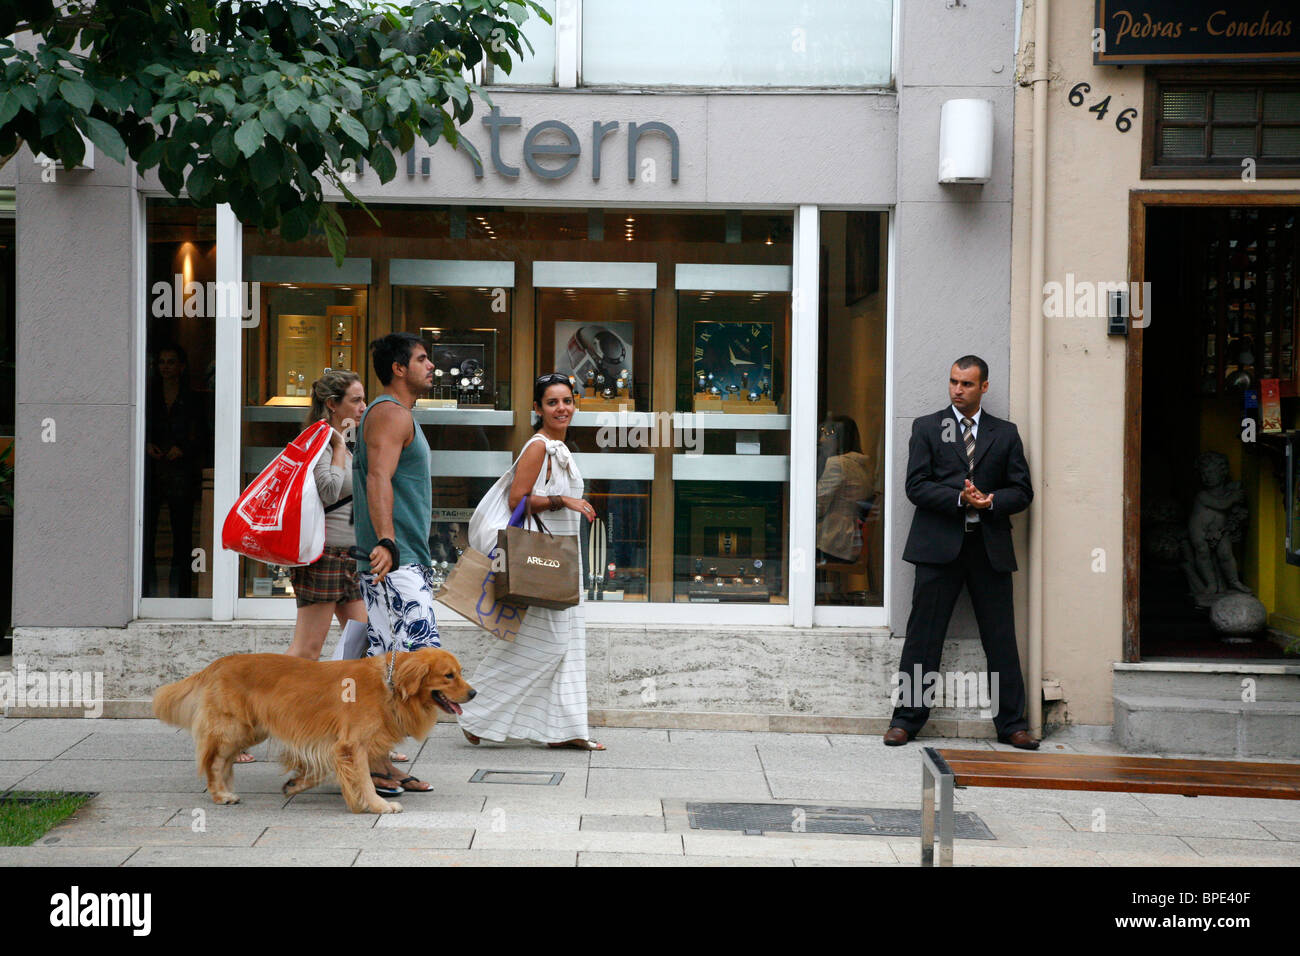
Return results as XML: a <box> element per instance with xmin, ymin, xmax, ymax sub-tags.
<box><xmin>0</xmin><ymin>715</ymin><xmax>1297</xmax><ymax>866</ymax></box>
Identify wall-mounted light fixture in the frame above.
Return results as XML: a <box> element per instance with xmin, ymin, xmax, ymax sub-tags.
<box><xmin>938</xmin><ymin>99</ymin><xmax>993</xmax><ymax>184</ymax></box>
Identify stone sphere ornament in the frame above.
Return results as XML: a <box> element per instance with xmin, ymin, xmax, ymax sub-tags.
<box><xmin>1209</xmin><ymin>592</ymin><xmax>1267</xmax><ymax>636</ymax></box>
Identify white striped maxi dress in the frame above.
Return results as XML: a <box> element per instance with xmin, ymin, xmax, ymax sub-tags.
<box><xmin>457</xmin><ymin>435</ymin><xmax>590</xmax><ymax>744</ymax></box>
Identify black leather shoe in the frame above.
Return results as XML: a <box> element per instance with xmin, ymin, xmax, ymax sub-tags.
<box><xmin>998</xmin><ymin>730</ymin><xmax>1040</xmax><ymax>750</ymax></box>
<box><xmin>883</xmin><ymin>727</ymin><xmax>911</xmax><ymax>746</ymax></box>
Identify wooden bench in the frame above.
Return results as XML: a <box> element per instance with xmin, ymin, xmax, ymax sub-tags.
<box><xmin>919</xmin><ymin>747</ymin><xmax>1300</xmax><ymax>866</ymax></box>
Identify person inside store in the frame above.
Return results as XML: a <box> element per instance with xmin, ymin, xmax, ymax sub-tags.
<box><xmin>457</xmin><ymin>373</ymin><xmax>606</xmax><ymax>751</ymax></box>
<box><xmin>352</xmin><ymin>332</ymin><xmax>443</xmax><ymax>794</ymax></box>
<box><xmin>885</xmin><ymin>355</ymin><xmax>1038</xmax><ymax>750</ymax></box>
<box><xmin>816</xmin><ymin>415</ymin><xmax>874</xmax><ymax>564</ymax></box>
<box><xmin>143</xmin><ymin>343</ymin><xmax>207</xmax><ymax>598</ymax></box>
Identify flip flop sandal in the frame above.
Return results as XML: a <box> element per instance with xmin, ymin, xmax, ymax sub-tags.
<box><xmin>462</xmin><ymin>728</ymin><xmax>481</xmax><ymax>746</ymax></box>
<box><xmin>397</xmin><ymin>776</ymin><xmax>432</xmax><ymax>792</ymax></box>
<box><xmin>369</xmin><ymin>772</ymin><xmax>402</xmax><ymax>797</ymax></box>
<box><xmin>389</xmin><ymin>751</ymin><xmax>410</xmax><ymax>763</ymax></box>
<box><xmin>547</xmin><ymin>739</ymin><xmax>606</xmax><ymax>751</ymax></box>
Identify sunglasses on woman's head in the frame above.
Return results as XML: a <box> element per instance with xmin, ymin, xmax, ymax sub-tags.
<box><xmin>536</xmin><ymin>373</ymin><xmax>572</xmax><ymax>387</ymax></box>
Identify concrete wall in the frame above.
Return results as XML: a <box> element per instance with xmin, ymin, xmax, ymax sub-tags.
<box><xmin>1008</xmin><ymin>2</ymin><xmax>1300</xmax><ymax>725</ymax></box>
<box><xmin>14</xmin><ymin>151</ymin><xmax>139</xmax><ymax>627</ymax></box>
<box><xmin>890</xmin><ymin>0</ymin><xmax>1019</xmax><ymax>642</ymax></box>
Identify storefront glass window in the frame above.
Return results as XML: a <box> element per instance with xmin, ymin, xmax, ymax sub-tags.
<box><xmin>239</xmin><ymin>282</ymin><xmax>368</xmax><ymax>598</ymax></box>
<box><xmin>485</xmin><ymin>0</ymin><xmax>555</xmax><ymax>85</ymax></box>
<box><xmin>816</xmin><ymin>211</ymin><xmax>887</xmax><ymax>608</ymax></box>
<box><xmin>581</xmin><ymin>0</ymin><xmax>892</xmax><ymax>88</ymax></box>
<box><xmin>143</xmin><ymin>200</ymin><xmax>217</xmax><ymax>599</ymax></box>
<box><xmin>241</xmin><ymin>206</ymin><xmax>792</xmax><ymax>610</ymax></box>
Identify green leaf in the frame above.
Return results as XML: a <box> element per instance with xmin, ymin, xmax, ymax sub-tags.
<box><xmin>186</xmin><ymin>162</ymin><xmax>214</xmax><ymax>201</ymax></box>
<box><xmin>176</xmin><ymin>98</ymin><xmax>196</xmax><ymax>122</ymax></box>
<box><xmin>249</xmin><ymin>147</ymin><xmax>281</xmax><ymax>189</ymax></box>
<box><xmin>361</xmin><ymin>105</ymin><xmax>385</xmax><ymax>131</ymax></box>
<box><xmin>79</xmin><ymin>116</ymin><xmax>126</xmax><ymax>164</ymax></box>
<box><xmin>0</xmin><ymin>95</ymin><xmax>19</xmax><ymax>127</ymax></box>
<box><xmin>260</xmin><ymin>106</ymin><xmax>287</xmax><ymax>141</ymax></box>
<box><xmin>306</xmin><ymin>101</ymin><xmax>330</xmax><ymax>131</ymax></box>
<box><xmin>137</xmin><ymin>139</ymin><xmax>165</xmax><ymax>170</ymax></box>
<box><xmin>213</xmin><ymin>86</ymin><xmax>237</xmax><ymax>115</ymax></box>
<box><xmin>149</xmin><ymin>101</ymin><xmax>175</xmax><ymax>124</ymax></box>
<box><xmin>52</xmin><ymin>122</ymin><xmax>84</xmax><ymax>167</ymax></box>
<box><xmin>280</xmin><ymin>205</ymin><xmax>311</xmax><ymax>242</ymax></box>
<box><xmin>386</xmin><ymin>85</ymin><xmax>411</xmax><ymax>114</ymax></box>
<box><xmin>234</xmin><ymin>117</ymin><xmax>265</xmax><ymax>157</ymax></box>
<box><xmin>337</xmin><ymin>112</ymin><xmax>368</xmax><ymax>148</ymax></box>
<box><xmin>445</xmin><ymin>78</ymin><xmax>468</xmax><ymax>109</ymax></box>
<box><xmin>369</xmin><ymin>143</ymin><xmax>396</xmax><ymax>182</ymax></box>
<box><xmin>211</xmin><ymin>126</ymin><xmax>239</xmax><ymax>167</ymax></box>
<box><xmin>95</xmin><ymin>82</ymin><xmax>130</xmax><ymax>114</ymax></box>
<box><xmin>272</xmin><ymin>87</ymin><xmax>307</xmax><ymax>118</ymax></box>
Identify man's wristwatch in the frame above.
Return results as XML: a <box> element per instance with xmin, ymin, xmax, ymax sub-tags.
<box><xmin>377</xmin><ymin>537</ymin><xmax>400</xmax><ymax>567</ymax></box>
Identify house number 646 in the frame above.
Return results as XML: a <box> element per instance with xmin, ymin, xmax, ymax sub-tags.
<box><xmin>1068</xmin><ymin>82</ymin><xmax>1137</xmax><ymax>132</ymax></box>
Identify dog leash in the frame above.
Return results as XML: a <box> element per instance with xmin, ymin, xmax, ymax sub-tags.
<box><xmin>349</xmin><ymin>546</ymin><xmax>402</xmax><ymax>690</ymax></box>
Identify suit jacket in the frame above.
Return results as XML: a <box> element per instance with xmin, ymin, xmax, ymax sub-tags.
<box><xmin>901</xmin><ymin>407</ymin><xmax>1032</xmax><ymax>573</ymax></box>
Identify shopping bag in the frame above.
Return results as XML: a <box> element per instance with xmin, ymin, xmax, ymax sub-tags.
<box><xmin>329</xmin><ymin>619</ymin><xmax>370</xmax><ymax>660</ymax></box>
<box><xmin>467</xmin><ymin>439</ymin><xmax>539</xmax><ymax>555</ymax></box>
<box><xmin>494</xmin><ymin>498</ymin><xmax>581</xmax><ymax>610</ymax></box>
<box><xmin>221</xmin><ymin>420</ymin><xmax>332</xmax><ymax>566</ymax></box>
<box><xmin>433</xmin><ymin>547</ymin><xmax>527</xmax><ymax>641</ymax></box>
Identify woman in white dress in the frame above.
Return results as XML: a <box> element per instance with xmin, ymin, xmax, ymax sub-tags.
<box><xmin>457</xmin><ymin>373</ymin><xmax>606</xmax><ymax>751</ymax></box>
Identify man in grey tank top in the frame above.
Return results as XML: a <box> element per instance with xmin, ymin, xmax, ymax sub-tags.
<box><xmin>353</xmin><ymin>333</ymin><xmax>441</xmax><ymax>794</ymax></box>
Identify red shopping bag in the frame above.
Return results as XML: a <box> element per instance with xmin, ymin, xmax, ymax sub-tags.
<box><xmin>221</xmin><ymin>420</ymin><xmax>332</xmax><ymax>566</ymax></box>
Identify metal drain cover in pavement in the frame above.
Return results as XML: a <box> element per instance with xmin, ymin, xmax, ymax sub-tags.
<box><xmin>685</xmin><ymin>802</ymin><xmax>995</xmax><ymax>839</ymax></box>
<box><xmin>469</xmin><ymin>769</ymin><xmax>564</xmax><ymax>786</ymax></box>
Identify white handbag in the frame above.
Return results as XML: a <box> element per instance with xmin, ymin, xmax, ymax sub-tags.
<box><xmin>468</xmin><ymin>435</ymin><xmax>546</xmax><ymax>555</ymax></box>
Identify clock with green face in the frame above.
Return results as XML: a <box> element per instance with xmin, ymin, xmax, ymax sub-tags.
<box><xmin>693</xmin><ymin>321</ymin><xmax>772</xmax><ymax>396</ymax></box>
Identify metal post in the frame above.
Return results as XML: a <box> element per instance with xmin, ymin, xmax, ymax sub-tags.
<box><xmin>920</xmin><ymin>759</ymin><xmax>936</xmax><ymax>866</ymax></box>
<box><xmin>938</xmin><ymin>773</ymin><xmax>955</xmax><ymax>866</ymax></box>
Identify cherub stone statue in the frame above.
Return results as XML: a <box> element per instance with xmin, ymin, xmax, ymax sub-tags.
<box><xmin>1181</xmin><ymin>451</ymin><xmax>1251</xmax><ymax>607</ymax></box>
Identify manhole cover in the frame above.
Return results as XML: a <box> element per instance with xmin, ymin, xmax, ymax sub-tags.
<box><xmin>469</xmin><ymin>770</ymin><xmax>564</xmax><ymax>786</ymax></box>
<box><xmin>685</xmin><ymin>802</ymin><xmax>995</xmax><ymax>839</ymax></box>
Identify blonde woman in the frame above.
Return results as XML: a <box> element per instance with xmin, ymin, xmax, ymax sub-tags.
<box><xmin>286</xmin><ymin>369</ymin><xmax>367</xmax><ymax>659</ymax></box>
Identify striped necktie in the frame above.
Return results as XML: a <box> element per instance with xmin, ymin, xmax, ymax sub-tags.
<box><xmin>961</xmin><ymin>417</ymin><xmax>977</xmax><ymax>525</ymax></box>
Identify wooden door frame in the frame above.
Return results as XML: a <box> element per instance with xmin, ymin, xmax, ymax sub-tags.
<box><xmin>1124</xmin><ymin>189</ymin><xmax>1300</xmax><ymax>662</ymax></box>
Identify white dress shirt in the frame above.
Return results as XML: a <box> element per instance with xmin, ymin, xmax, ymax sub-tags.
<box><xmin>953</xmin><ymin>405</ymin><xmax>985</xmax><ymax>520</ymax></box>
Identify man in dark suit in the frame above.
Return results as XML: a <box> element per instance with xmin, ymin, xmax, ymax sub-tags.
<box><xmin>884</xmin><ymin>356</ymin><xmax>1038</xmax><ymax>749</ymax></box>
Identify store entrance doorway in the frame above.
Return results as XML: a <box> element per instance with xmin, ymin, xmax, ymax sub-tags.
<box><xmin>1135</xmin><ymin>201</ymin><xmax>1299</xmax><ymax>661</ymax></box>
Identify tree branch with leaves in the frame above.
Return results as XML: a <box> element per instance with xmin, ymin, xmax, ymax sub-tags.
<box><xmin>0</xmin><ymin>0</ymin><xmax>549</xmax><ymax>260</ymax></box>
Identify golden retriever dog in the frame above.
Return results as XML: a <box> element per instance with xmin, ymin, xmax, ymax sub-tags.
<box><xmin>153</xmin><ymin>648</ymin><xmax>474</xmax><ymax>814</ymax></box>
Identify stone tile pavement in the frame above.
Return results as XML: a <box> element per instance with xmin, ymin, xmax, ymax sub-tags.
<box><xmin>0</xmin><ymin>716</ymin><xmax>1297</xmax><ymax>867</ymax></box>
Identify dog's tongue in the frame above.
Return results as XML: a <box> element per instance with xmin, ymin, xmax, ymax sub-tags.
<box><xmin>449</xmin><ymin>701</ymin><xmax>463</xmax><ymax>715</ymax></box>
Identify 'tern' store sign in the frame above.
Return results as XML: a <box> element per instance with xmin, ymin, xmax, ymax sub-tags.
<box><xmin>400</xmin><ymin>107</ymin><xmax>682</xmax><ymax>183</ymax></box>
<box><xmin>1094</xmin><ymin>0</ymin><xmax>1300</xmax><ymax>65</ymax></box>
